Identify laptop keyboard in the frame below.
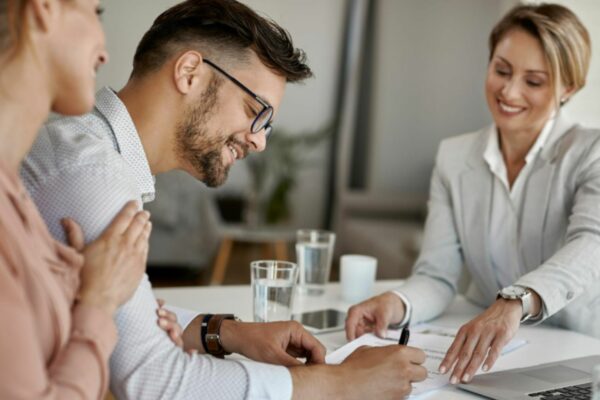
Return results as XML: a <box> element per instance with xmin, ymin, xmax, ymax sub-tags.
<box><xmin>528</xmin><ymin>382</ymin><xmax>591</xmax><ymax>399</ymax></box>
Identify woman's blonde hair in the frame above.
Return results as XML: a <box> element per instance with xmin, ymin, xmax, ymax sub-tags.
<box><xmin>0</xmin><ymin>0</ymin><xmax>30</xmax><ymax>59</ymax></box>
<box><xmin>489</xmin><ymin>3</ymin><xmax>591</xmax><ymax>103</ymax></box>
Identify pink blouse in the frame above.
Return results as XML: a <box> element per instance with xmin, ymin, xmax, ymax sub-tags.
<box><xmin>0</xmin><ymin>162</ymin><xmax>117</xmax><ymax>399</ymax></box>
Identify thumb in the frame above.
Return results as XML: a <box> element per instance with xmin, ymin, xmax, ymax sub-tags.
<box><xmin>374</xmin><ymin>308</ymin><xmax>391</xmax><ymax>338</ymax></box>
<box><xmin>61</xmin><ymin>218</ymin><xmax>85</xmax><ymax>251</ymax></box>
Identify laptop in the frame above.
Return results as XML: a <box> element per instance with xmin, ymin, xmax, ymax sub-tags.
<box><xmin>458</xmin><ymin>355</ymin><xmax>600</xmax><ymax>400</ymax></box>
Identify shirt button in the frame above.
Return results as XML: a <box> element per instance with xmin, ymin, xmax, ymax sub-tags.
<box><xmin>566</xmin><ymin>291</ymin><xmax>574</xmax><ymax>300</ymax></box>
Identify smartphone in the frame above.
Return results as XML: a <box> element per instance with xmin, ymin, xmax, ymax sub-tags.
<box><xmin>292</xmin><ymin>309</ymin><xmax>347</xmax><ymax>333</ymax></box>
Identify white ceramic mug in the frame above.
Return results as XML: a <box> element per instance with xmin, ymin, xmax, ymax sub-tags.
<box><xmin>340</xmin><ymin>255</ymin><xmax>377</xmax><ymax>303</ymax></box>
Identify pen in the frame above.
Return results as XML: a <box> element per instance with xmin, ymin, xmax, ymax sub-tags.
<box><xmin>399</xmin><ymin>320</ymin><xmax>410</xmax><ymax>346</ymax></box>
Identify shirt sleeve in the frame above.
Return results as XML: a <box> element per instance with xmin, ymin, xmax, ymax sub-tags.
<box><xmin>29</xmin><ymin>165</ymin><xmax>294</xmax><ymax>400</ymax></box>
<box><xmin>0</xmin><ymin>248</ymin><xmax>117</xmax><ymax>400</ymax></box>
<box><xmin>395</xmin><ymin>146</ymin><xmax>464</xmax><ymax>323</ymax></box>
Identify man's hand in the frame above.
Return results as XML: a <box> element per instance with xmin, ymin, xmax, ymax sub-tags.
<box><xmin>156</xmin><ymin>299</ymin><xmax>184</xmax><ymax>349</ymax></box>
<box><xmin>345</xmin><ymin>291</ymin><xmax>406</xmax><ymax>340</ymax></box>
<box><xmin>439</xmin><ymin>298</ymin><xmax>522</xmax><ymax>384</ymax></box>
<box><xmin>220</xmin><ymin>320</ymin><xmax>326</xmax><ymax>366</ymax></box>
<box><xmin>290</xmin><ymin>345</ymin><xmax>427</xmax><ymax>400</ymax></box>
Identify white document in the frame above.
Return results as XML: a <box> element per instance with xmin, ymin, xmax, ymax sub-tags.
<box><xmin>325</xmin><ymin>324</ymin><xmax>527</xmax><ymax>397</ymax></box>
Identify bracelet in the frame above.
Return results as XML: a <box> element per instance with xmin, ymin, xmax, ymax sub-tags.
<box><xmin>200</xmin><ymin>314</ymin><xmax>213</xmax><ymax>353</ymax></box>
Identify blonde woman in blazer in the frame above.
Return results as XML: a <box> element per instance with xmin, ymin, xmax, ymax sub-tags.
<box><xmin>346</xmin><ymin>2</ymin><xmax>599</xmax><ymax>387</ymax></box>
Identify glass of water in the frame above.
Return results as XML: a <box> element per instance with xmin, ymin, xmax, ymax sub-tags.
<box><xmin>296</xmin><ymin>229</ymin><xmax>336</xmax><ymax>296</ymax></box>
<box><xmin>251</xmin><ymin>260</ymin><xmax>298</xmax><ymax>322</ymax></box>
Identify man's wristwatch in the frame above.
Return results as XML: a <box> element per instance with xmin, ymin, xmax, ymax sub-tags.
<box><xmin>205</xmin><ymin>314</ymin><xmax>236</xmax><ymax>358</ymax></box>
<box><xmin>497</xmin><ymin>286</ymin><xmax>535</xmax><ymax>323</ymax></box>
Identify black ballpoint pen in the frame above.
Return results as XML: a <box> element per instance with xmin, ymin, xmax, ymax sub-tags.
<box><xmin>398</xmin><ymin>320</ymin><xmax>410</xmax><ymax>345</ymax></box>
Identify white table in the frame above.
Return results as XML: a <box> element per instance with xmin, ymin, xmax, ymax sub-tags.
<box><xmin>154</xmin><ymin>280</ymin><xmax>600</xmax><ymax>399</ymax></box>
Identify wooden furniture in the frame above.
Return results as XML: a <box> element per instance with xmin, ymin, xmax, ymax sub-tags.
<box><xmin>209</xmin><ymin>224</ymin><xmax>296</xmax><ymax>285</ymax></box>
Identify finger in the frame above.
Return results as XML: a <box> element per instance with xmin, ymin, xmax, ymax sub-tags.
<box><xmin>439</xmin><ymin>329</ymin><xmax>466</xmax><ymax>374</ymax></box>
<box><xmin>345</xmin><ymin>306</ymin><xmax>363</xmax><ymax>341</ymax></box>
<box><xmin>157</xmin><ymin>298</ymin><xmax>165</xmax><ymax>308</ymax></box>
<box><xmin>288</xmin><ymin>323</ymin><xmax>327</xmax><ymax>364</ymax></box>
<box><xmin>56</xmin><ymin>242</ymin><xmax>84</xmax><ymax>266</ymax></box>
<box><xmin>160</xmin><ymin>310</ymin><xmax>178</xmax><ymax>324</ymax></box>
<box><xmin>462</xmin><ymin>332</ymin><xmax>494</xmax><ymax>382</ymax></box>
<box><xmin>404</xmin><ymin>346</ymin><xmax>427</xmax><ymax>365</ymax></box>
<box><xmin>102</xmin><ymin>201</ymin><xmax>140</xmax><ymax>237</ymax></box>
<box><xmin>409</xmin><ymin>364</ymin><xmax>429</xmax><ymax>383</ymax></box>
<box><xmin>135</xmin><ymin>221</ymin><xmax>152</xmax><ymax>251</ymax></box>
<box><xmin>450</xmin><ymin>332</ymin><xmax>480</xmax><ymax>384</ymax></box>
<box><xmin>123</xmin><ymin>211</ymin><xmax>150</xmax><ymax>245</ymax></box>
<box><xmin>300</xmin><ymin>334</ymin><xmax>327</xmax><ymax>364</ymax></box>
<box><xmin>482</xmin><ymin>335</ymin><xmax>509</xmax><ymax>372</ymax></box>
<box><xmin>355</xmin><ymin>321</ymin><xmax>369</xmax><ymax>339</ymax></box>
<box><xmin>61</xmin><ymin>218</ymin><xmax>85</xmax><ymax>251</ymax></box>
<box><xmin>373</xmin><ymin>307</ymin><xmax>391</xmax><ymax>338</ymax></box>
<box><xmin>169</xmin><ymin>325</ymin><xmax>184</xmax><ymax>348</ymax></box>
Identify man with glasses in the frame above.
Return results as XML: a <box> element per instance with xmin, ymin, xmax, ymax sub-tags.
<box><xmin>22</xmin><ymin>0</ymin><xmax>427</xmax><ymax>399</ymax></box>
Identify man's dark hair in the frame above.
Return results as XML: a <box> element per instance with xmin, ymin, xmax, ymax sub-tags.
<box><xmin>131</xmin><ymin>0</ymin><xmax>312</xmax><ymax>82</ymax></box>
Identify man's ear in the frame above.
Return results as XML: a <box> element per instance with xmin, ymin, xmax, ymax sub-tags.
<box><xmin>173</xmin><ymin>51</ymin><xmax>205</xmax><ymax>95</ymax></box>
<box><xmin>28</xmin><ymin>0</ymin><xmax>59</xmax><ymax>34</ymax></box>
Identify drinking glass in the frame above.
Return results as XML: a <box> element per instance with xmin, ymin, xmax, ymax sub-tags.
<box><xmin>295</xmin><ymin>230</ymin><xmax>336</xmax><ymax>295</ymax></box>
<box><xmin>340</xmin><ymin>254</ymin><xmax>377</xmax><ymax>303</ymax></box>
<box><xmin>251</xmin><ymin>260</ymin><xmax>298</xmax><ymax>322</ymax></box>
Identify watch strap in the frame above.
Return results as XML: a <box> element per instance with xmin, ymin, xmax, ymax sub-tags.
<box><xmin>200</xmin><ymin>314</ymin><xmax>213</xmax><ymax>353</ymax></box>
<box><xmin>206</xmin><ymin>314</ymin><xmax>235</xmax><ymax>358</ymax></box>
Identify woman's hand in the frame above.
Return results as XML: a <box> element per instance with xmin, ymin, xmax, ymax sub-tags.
<box><xmin>63</xmin><ymin>200</ymin><xmax>151</xmax><ymax>316</ymax></box>
<box><xmin>439</xmin><ymin>298</ymin><xmax>522</xmax><ymax>384</ymax></box>
<box><xmin>156</xmin><ymin>299</ymin><xmax>185</xmax><ymax>349</ymax></box>
<box><xmin>345</xmin><ymin>292</ymin><xmax>406</xmax><ymax>340</ymax></box>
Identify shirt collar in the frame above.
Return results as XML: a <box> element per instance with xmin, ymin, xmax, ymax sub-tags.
<box><xmin>94</xmin><ymin>87</ymin><xmax>155</xmax><ymax>202</ymax></box>
<box><xmin>484</xmin><ymin>116</ymin><xmax>556</xmax><ymax>174</ymax></box>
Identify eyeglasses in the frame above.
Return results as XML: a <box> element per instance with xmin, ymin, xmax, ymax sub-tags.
<box><xmin>203</xmin><ymin>58</ymin><xmax>273</xmax><ymax>139</ymax></box>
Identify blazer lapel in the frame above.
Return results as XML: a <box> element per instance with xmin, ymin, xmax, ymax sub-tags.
<box><xmin>459</xmin><ymin>129</ymin><xmax>498</xmax><ymax>296</ymax></box>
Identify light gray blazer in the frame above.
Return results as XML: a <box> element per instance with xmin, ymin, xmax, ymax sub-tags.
<box><xmin>398</xmin><ymin>113</ymin><xmax>600</xmax><ymax>338</ymax></box>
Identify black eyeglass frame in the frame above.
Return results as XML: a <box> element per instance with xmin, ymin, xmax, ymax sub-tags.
<box><xmin>203</xmin><ymin>58</ymin><xmax>273</xmax><ymax>139</ymax></box>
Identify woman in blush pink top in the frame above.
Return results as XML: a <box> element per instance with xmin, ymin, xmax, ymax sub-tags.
<box><xmin>0</xmin><ymin>1</ymin><xmax>152</xmax><ymax>398</ymax></box>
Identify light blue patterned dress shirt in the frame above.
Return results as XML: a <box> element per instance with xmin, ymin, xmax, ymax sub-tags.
<box><xmin>21</xmin><ymin>87</ymin><xmax>293</xmax><ymax>400</ymax></box>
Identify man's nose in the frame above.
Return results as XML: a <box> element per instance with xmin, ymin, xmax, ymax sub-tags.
<box><xmin>246</xmin><ymin>130</ymin><xmax>267</xmax><ymax>153</ymax></box>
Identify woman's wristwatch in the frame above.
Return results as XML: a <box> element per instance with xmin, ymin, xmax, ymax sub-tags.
<box><xmin>497</xmin><ymin>285</ymin><xmax>537</xmax><ymax>323</ymax></box>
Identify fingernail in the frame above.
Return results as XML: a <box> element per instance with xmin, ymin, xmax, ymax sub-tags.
<box><xmin>158</xmin><ymin>309</ymin><xmax>166</xmax><ymax>316</ymax></box>
<box><xmin>439</xmin><ymin>365</ymin><xmax>447</xmax><ymax>374</ymax></box>
<box><xmin>482</xmin><ymin>364</ymin><xmax>489</xmax><ymax>372</ymax></box>
<box><xmin>159</xmin><ymin>319</ymin><xmax>167</xmax><ymax>327</ymax></box>
<box><xmin>450</xmin><ymin>376</ymin><xmax>458</xmax><ymax>385</ymax></box>
<box><xmin>462</xmin><ymin>373</ymin><xmax>470</xmax><ymax>382</ymax></box>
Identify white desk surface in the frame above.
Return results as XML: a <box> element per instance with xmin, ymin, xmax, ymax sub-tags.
<box><xmin>154</xmin><ymin>280</ymin><xmax>600</xmax><ymax>399</ymax></box>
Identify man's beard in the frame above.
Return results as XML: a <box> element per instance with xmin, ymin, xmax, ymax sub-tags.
<box><xmin>175</xmin><ymin>76</ymin><xmax>230</xmax><ymax>188</ymax></box>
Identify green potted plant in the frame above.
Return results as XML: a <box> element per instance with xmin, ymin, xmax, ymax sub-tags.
<box><xmin>245</xmin><ymin>124</ymin><xmax>332</xmax><ymax>225</ymax></box>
